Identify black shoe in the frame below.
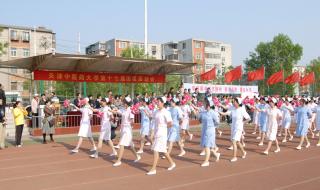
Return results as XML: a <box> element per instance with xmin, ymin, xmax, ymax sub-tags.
<box><xmin>43</xmin><ymin>141</ymin><xmax>47</xmax><ymax>144</ymax></box>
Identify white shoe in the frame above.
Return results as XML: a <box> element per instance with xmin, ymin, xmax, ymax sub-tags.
<box><xmin>215</xmin><ymin>153</ymin><xmax>221</xmax><ymax>162</ymax></box>
<box><xmin>145</xmin><ymin>142</ymin><xmax>151</xmax><ymax>146</ymax></box>
<box><xmin>278</xmin><ymin>134</ymin><xmax>282</xmax><ymax>137</ymax></box>
<box><xmin>251</xmin><ymin>132</ymin><xmax>256</xmax><ymax>135</ymax></box>
<box><xmin>161</xmin><ymin>155</ymin><xmax>166</xmax><ymax>159</ymax></box>
<box><xmin>316</xmin><ymin>143</ymin><xmax>320</xmax><ymax>147</ymax></box>
<box><xmin>189</xmin><ymin>134</ymin><xmax>193</xmax><ymax>141</ymax></box>
<box><xmin>316</xmin><ymin>133</ymin><xmax>320</xmax><ymax>137</ymax></box>
<box><xmin>258</xmin><ymin>142</ymin><xmax>263</xmax><ymax>146</ymax></box>
<box><xmin>200</xmin><ymin>151</ymin><xmax>205</xmax><ymax>156</ymax></box>
<box><xmin>90</xmin><ymin>152</ymin><xmax>98</xmax><ymax>158</ymax></box>
<box><xmin>16</xmin><ymin>145</ymin><xmax>22</xmax><ymax>148</ymax></box>
<box><xmin>201</xmin><ymin>162</ymin><xmax>209</xmax><ymax>167</ymax></box>
<box><xmin>146</xmin><ymin>170</ymin><xmax>156</xmax><ymax>175</ymax></box>
<box><xmin>256</xmin><ymin>136</ymin><xmax>261</xmax><ymax>140</ymax></box>
<box><xmin>282</xmin><ymin>139</ymin><xmax>287</xmax><ymax>143</ymax></box>
<box><xmin>137</xmin><ymin>150</ymin><xmax>144</xmax><ymax>154</ymax></box>
<box><xmin>71</xmin><ymin>149</ymin><xmax>79</xmax><ymax>153</ymax></box>
<box><xmin>289</xmin><ymin>136</ymin><xmax>293</xmax><ymax>141</ymax></box>
<box><xmin>263</xmin><ymin>151</ymin><xmax>269</xmax><ymax>155</ymax></box>
<box><xmin>306</xmin><ymin>143</ymin><xmax>310</xmax><ymax>148</ymax></box>
<box><xmin>242</xmin><ymin>152</ymin><xmax>247</xmax><ymax>159</ymax></box>
<box><xmin>219</xmin><ymin>131</ymin><xmax>222</xmax><ymax>136</ymax></box>
<box><xmin>134</xmin><ymin>155</ymin><xmax>141</xmax><ymax>162</ymax></box>
<box><xmin>114</xmin><ymin>145</ymin><xmax>120</xmax><ymax>149</ymax></box>
<box><xmin>113</xmin><ymin>162</ymin><xmax>122</xmax><ymax>167</ymax></box>
<box><xmin>230</xmin><ymin>157</ymin><xmax>237</xmax><ymax>162</ymax></box>
<box><xmin>214</xmin><ymin>147</ymin><xmax>219</xmax><ymax>152</ymax></box>
<box><xmin>168</xmin><ymin>163</ymin><xmax>176</xmax><ymax>171</ymax></box>
<box><xmin>178</xmin><ymin>151</ymin><xmax>186</xmax><ymax>157</ymax></box>
<box><xmin>227</xmin><ymin>146</ymin><xmax>233</xmax><ymax>150</ymax></box>
<box><xmin>242</xmin><ymin>143</ymin><xmax>246</xmax><ymax>147</ymax></box>
<box><xmin>109</xmin><ymin>152</ymin><xmax>117</xmax><ymax>157</ymax></box>
<box><xmin>274</xmin><ymin>148</ymin><xmax>280</xmax><ymax>153</ymax></box>
<box><xmin>90</xmin><ymin>147</ymin><xmax>97</xmax><ymax>152</ymax></box>
<box><xmin>296</xmin><ymin>146</ymin><xmax>302</xmax><ymax>150</ymax></box>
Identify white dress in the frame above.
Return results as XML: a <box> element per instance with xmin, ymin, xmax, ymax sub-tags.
<box><xmin>266</xmin><ymin>107</ymin><xmax>282</xmax><ymax>141</ymax></box>
<box><xmin>180</xmin><ymin>104</ymin><xmax>191</xmax><ymax>130</ymax></box>
<box><xmin>99</xmin><ymin>106</ymin><xmax>112</xmax><ymax>141</ymax></box>
<box><xmin>227</xmin><ymin>106</ymin><xmax>250</xmax><ymax>141</ymax></box>
<box><xmin>119</xmin><ymin>107</ymin><xmax>134</xmax><ymax>147</ymax></box>
<box><xmin>78</xmin><ymin>106</ymin><xmax>93</xmax><ymax>137</ymax></box>
<box><xmin>152</xmin><ymin>108</ymin><xmax>172</xmax><ymax>153</ymax></box>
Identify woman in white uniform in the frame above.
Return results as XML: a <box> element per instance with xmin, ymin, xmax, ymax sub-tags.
<box><xmin>70</xmin><ymin>98</ymin><xmax>97</xmax><ymax>154</ymax></box>
<box><xmin>137</xmin><ymin>98</ymin><xmax>152</xmax><ymax>154</ymax></box>
<box><xmin>312</xmin><ymin>100</ymin><xmax>320</xmax><ymax>146</ymax></box>
<box><xmin>90</xmin><ymin>98</ymin><xmax>117</xmax><ymax>158</ymax></box>
<box><xmin>220</xmin><ymin>97</ymin><xmax>250</xmax><ymax>162</ymax></box>
<box><xmin>113</xmin><ymin>97</ymin><xmax>141</xmax><ymax>167</ymax></box>
<box><xmin>147</xmin><ymin>97</ymin><xmax>176</xmax><ymax>175</ymax></box>
<box><xmin>263</xmin><ymin>98</ymin><xmax>282</xmax><ymax>155</ymax></box>
<box><xmin>280</xmin><ymin>99</ymin><xmax>294</xmax><ymax>142</ymax></box>
<box><xmin>252</xmin><ymin>98</ymin><xmax>260</xmax><ymax>135</ymax></box>
<box><xmin>180</xmin><ymin>96</ymin><xmax>193</xmax><ymax>143</ymax></box>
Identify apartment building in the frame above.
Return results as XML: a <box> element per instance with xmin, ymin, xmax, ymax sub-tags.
<box><xmin>163</xmin><ymin>38</ymin><xmax>232</xmax><ymax>82</ymax></box>
<box><xmin>85</xmin><ymin>41</ymin><xmax>107</xmax><ymax>55</ymax></box>
<box><xmin>0</xmin><ymin>24</ymin><xmax>56</xmax><ymax>102</ymax></box>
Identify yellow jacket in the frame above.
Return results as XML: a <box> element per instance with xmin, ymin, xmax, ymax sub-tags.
<box><xmin>13</xmin><ymin>108</ymin><xmax>28</xmax><ymax>126</ymax></box>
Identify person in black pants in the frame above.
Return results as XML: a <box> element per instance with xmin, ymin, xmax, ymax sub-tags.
<box><xmin>13</xmin><ymin>101</ymin><xmax>28</xmax><ymax>147</ymax></box>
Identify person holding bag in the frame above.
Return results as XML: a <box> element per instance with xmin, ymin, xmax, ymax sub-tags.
<box><xmin>42</xmin><ymin>100</ymin><xmax>55</xmax><ymax>144</ymax></box>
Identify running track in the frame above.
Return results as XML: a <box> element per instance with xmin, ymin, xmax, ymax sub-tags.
<box><xmin>0</xmin><ymin>127</ymin><xmax>319</xmax><ymax>190</ymax></box>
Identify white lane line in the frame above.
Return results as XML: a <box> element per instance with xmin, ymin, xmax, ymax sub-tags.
<box><xmin>160</xmin><ymin>155</ymin><xmax>320</xmax><ymax>190</ymax></box>
<box><xmin>273</xmin><ymin>176</ymin><xmax>320</xmax><ymax>190</ymax></box>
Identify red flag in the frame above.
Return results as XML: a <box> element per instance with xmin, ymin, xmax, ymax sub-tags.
<box><xmin>284</xmin><ymin>72</ymin><xmax>300</xmax><ymax>84</ymax></box>
<box><xmin>267</xmin><ymin>70</ymin><xmax>283</xmax><ymax>85</ymax></box>
<box><xmin>225</xmin><ymin>65</ymin><xmax>242</xmax><ymax>83</ymax></box>
<box><xmin>247</xmin><ymin>66</ymin><xmax>264</xmax><ymax>82</ymax></box>
<box><xmin>299</xmin><ymin>72</ymin><xmax>315</xmax><ymax>86</ymax></box>
<box><xmin>200</xmin><ymin>67</ymin><xmax>216</xmax><ymax>81</ymax></box>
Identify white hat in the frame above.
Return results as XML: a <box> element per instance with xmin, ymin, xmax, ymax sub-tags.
<box><xmin>125</xmin><ymin>97</ymin><xmax>131</xmax><ymax>102</ymax></box>
<box><xmin>173</xmin><ymin>97</ymin><xmax>179</xmax><ymax>103</ymax></box>
<box><xmin>271</xmin><ymin>97</ymin><xmax>277</xmax><ymax>103</ymax></box>
<box><xmin>161</xmin><ymin>96</ymin><xmax>167</xmax><ymax>103</ymax></box>
<box><xmin>288</xmin><ymin>97</ymin><xmax>293</xmax><ymax>102</ymax></box>
<box><xmin>105</xmin><ymin>98</ymin><xmax>109</xmax><ymax>103</ymax></box>
<box><xmin>264</xmin><ymin>97</ymin><xmax>269</xmax><ymax>102</ymax></box>
<box><xmin>34</xmin><ymin>94</ymin><xmax>39</xmax><ymax>97</ymax></box>
<box><xmin>84</xmin><ymin>97</ymin><xmax>89</xmax><ymax>102</ymax></box>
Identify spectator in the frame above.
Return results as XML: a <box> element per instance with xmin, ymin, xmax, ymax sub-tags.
<box><xmin>0</xmin><ymin>84</ymin><xmax>6</xmax><ymax>106</ymax></box>
<box><xmin>88</xmin><ymin>95</ymin><xmax>95</xmax><ymax>107</ymax></box>
<box><xmin>50</xmin><ymin>92</ymin><xmax>59</xmax><ymax>103</ymax></box>
<box><xmin>0</xmin><ymin>97</ymin><xmax>6</xmax><ymax>149</ymax></box>
<box><xmin>13</xmin><ymin>101</ymin><xmax>28</xmax><ymax>147</ymax></box>
<box><xmin>39</xmin><ymin>94</ymin><xmax>47</xmax><ymax>105</ymax></box>
<box><xmin>95</xmin><ymin>94</ymin><xmax>102</xmax><ymax>109</ymax></box>
<box><xmin>133</xmin><ymin>93</ymin><xmax>140</xmax><ymax>105</ymax></box>
<box><xmin>73</xmin><ymin>93</ymin><xmax>82</xmax><ymax>107</ymax></box>
<box><xmin>31</xmin><ymin>94</ymin><xmax>39</xmax><ymax>127</ymax></box>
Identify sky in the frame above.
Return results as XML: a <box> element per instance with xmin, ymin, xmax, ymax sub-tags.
<box><xmin>1</xmin><ymin>0</ymin><xmax>319</xmax><ymax>66</ymax></box>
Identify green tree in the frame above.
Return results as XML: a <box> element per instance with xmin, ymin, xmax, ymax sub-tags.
<box><xmin>0</xmin><ymin>28</ymin><xmax>8</xmax><ymax>56</ymax></box>
<box><xmin>244</xmin><ymin>34</ymin><xmax>303</xmax><ymax>95</ymax></box>
<box><xmin>306</xmin><ymin>57</ymin><xmax>320</xmax><ymax>95</ymax></box>
<box><xmin>120</xmin><ymin>47</ymin><xmax>145</xmax><ymax>59</ymax></box>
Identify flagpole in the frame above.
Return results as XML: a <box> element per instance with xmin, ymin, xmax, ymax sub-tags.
<box><xmin>282</xmin><ymin>62</ymin><xmax>285</xmax><ymax>96</ymax></box>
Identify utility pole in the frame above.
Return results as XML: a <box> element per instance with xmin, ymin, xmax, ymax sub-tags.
<box><xmin>144</xmin><ymin>0</ymin><xmax>148</xmax><ymax>57</ymax></box>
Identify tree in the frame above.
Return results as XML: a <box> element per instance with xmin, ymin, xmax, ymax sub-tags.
<box><xmin>120</xmin><ymin>47</ymin><xmax>145</xmax><ymax>59</ymax></box>
<box><xmin>306</xmin><ymin>57</ymin><xmax>320</xmax><ymax>95</ymax></box>
<box><xmin>244</xmin><ymin>34</ymin><xmax>303</xmax><ymax>95</ymax></box>
<box><xmin>0</xmin><ymin>28</ymin><xmax>8</xmax><ymax>57</ymax></box>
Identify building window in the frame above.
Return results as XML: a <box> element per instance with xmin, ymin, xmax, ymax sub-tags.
<box><xmin>195</xmin><ymin>41</ymin><xmax>201</xmax><ymax>48</ymax></box>
<box><xmin>119</xmin><ymin>42</ymin><xmax>127</xmax><ymax>49</ymax></box>
<box><xmin>23</xmin><ymin>49</ymin><xmax>30</xmax><ymax>57</ymax></box>
<box><xmin>182</xmin><ymin>43</ymin><xmax>186</xmax><ymax>49</ymax></box>
<box><xmin>100</xmin><ymin>44</ymin><xmax>106</xmax><ymax>50</ymax></box>
<box><xmin>22</xmin><ymin>32</ymin><xmax>30</xmax><ymax>42</ymax></box>
<box><xmin>11</xmin><ymin>82</ymin><xmax>17</xmax><ymax>91</ymax></box>
<box><xmin>11</xmin><ymin>68</ymin><xmax>17</xmax><ymax>73</ymax></box>
<box><xmin>195</xmin><ymin>52</ymin><xmax>202</xmax><ymax>60</ymax></box>
<box><xmin>221</xmin><ymin>46</ymin><xmax>225</xmax><ymax>51</ymax></box>
<box><xmin>10</xmin><ymin>30</ymin><xmax>18</xmax><ymax>41</ymax></box>
<box><xmin>213</xmin><ymin>53</ymin><xmax>221</xmax><ymax>59</ymax></box>
<box><xmin>10</xmin><ymin>48</ymin><xmax>17</xmax><ymax>57</ymax></box>
<box><xmin>222</xmin><ymin>57</ymin><xmax>225</xmax><ymax>62</ymax></box>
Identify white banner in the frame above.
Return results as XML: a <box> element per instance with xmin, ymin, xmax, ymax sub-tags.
<box><xmin>183</xmin><ymin>83</ymin><xmax>259</xmax><ymax>94</ymax></box>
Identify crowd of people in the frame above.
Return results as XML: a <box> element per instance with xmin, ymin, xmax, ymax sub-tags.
<box><xmin>59</xmin><ymin>85</ymin><xmax>320</xmax><ymax>175</ymax></box>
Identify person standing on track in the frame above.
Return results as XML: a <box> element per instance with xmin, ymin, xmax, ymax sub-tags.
<box><xmin>311</xmin><ymin>99</ymin><xmax>320</xmax><ymax>147</ymax></box>
<box><xmin>199</xmin><ymin>98</ymin><xmax>221</xmax><ymax>167</ymax></box>
<box><xmin>280</xmin><ymin>99</ymin><xmax>294</xmax><ymax>143</ymax></box>
<box><xmin>137</xmin><ymin>98</ymin><xmax>153</xmax><ymax>154</ymax></box>
<box><xmin>263</xmin><ymin>98</ymin><xmax>282</xmax><ymax>155</ymax></box>
<box><xmin>180</xmin><ymin>96</ymin><xmax>193</xmax><ymax>144</ymax></box>
<box><xmin>112</xmin><ymin>97</ymin><xmax>141</xmax><ymax>167</ymax></box>
<box><xmin>295</xmin><ymin>98</ymin><xmax>312</xmax><ymax>150</ymax></box>
<box><xmin>220</xmin><ymin>97</ymin><xmax>250</xmax><ymax>162</ymax></box>
<box><xmin>70</xmin><ymin>98</ymin><xmax>97</xmax><ymax>154</ymax></box>
<box><xmin>147</xmin><ymin>97</ymin><xmax>176</xmax><ymax>175</ymax></box>
<box><xmin>256</xmin><ymin>97</ymin><xmax>269</xmax><ymax>146</ymax></box>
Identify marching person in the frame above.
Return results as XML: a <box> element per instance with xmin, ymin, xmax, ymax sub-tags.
<box><xmin>263</xmin><ymin>98</ymin><xmax>282</xmax><ymax>155</ymax></box>
<box><xmin>137</xmin><ymin>98</ymin><xmax>153</xmax><ymax>154</ymax></box>
<box><xmin>220</xmin><ymin>97</ymin><xmax>250</xmax><ymax>162</ymax></box>
<box><xmin>295</xmin><ymin>98</ymin><xmax>312</xmax><ymax>150</ymax></box>
<box><xmin>70</xmin><ymin>98</ymin><xmax>97</xmax><ymax>154</ymax></box>
<box><xmin>42</xmin><ymin>100</ymin><xmax>55</xmax><ymax>144</ymax></box>
<box><xmin>112</xmin><ymin>96</ymin><xmax>141</xmax><ymax>167</ymax></box>
<box><xmin>280</xmin><ymin>99</ymin><xmax>294</xmax><ymax>142</ymax></box>
<box><xmin>90</xmin><ymin>98</ymin><xmax>117</xmax><ymax>158</ymax></box>
<box><xmin>312</xmin><ymin>99</ymin><xmax>320</xmax><ymax>146</ymax></box>
<box><xmin>180</xmin><ymin>96</ymin><xmax>193</xmax><ymax>143</ymax></box>
<box><xmin>147</xmin><ymin>97</ymin><xmax>176</xmax><ymax>175</ymax></box>
<box><xmin>199</xmin><ymin>98</ymin><xmax>221</xmax><ymax>167</ymax></box>
<box><xmin>256</xmin><ymin>97</ymin><xmax>269</xmax><ymax>146</ymax></box>
<box><xmin>13</xmin><ymin>101</ymin><xmax>28</xmax><ymax>147</ymax></box>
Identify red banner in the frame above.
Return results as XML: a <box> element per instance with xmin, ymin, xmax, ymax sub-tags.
<box><xmin>267</xmin><ymin>70</ymin><xmax>283</xmax><ymax>85</ymax></box>
<box><xmin>299</xmin><ymin>72</ymin><xmax>315</xmax><ymax>86</ymax></box>
<box><xmin>34</xmin><ymin>70</ymin><xmax>165</xmax><ymax>83</ymax></box>
<box><xmin>284</xmin><ymin>72</ymin><xmax>300</xmax><ymax>84</ymax></box>
<box><xmin>225</xmin><ymin>65</ymin><xmax>242</xmax><ymax>83</ymax></box>
<box><xmin>200</xmin><ymin>67</ymin><xmax>216</xmax><ymax>81</ymax></box>
<box><xmin>247</xmin><ymin>66</ymin><xmax>264</xmax><ymax>82</ymax></box>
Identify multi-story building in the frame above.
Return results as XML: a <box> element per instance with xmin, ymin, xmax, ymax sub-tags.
<box><xmin>85</xmin><ymin>41</ymin><xmax>107</xmax><ymax>55</ymax></box>
<box><xmin>163</xmin><ymin>38</ymin><xmax>232</xmax><ymax>82</ymax></box>
<box><xmin>0</xmin><ymin>24</ymin><xmax>56</xmax><ymax>103</ymax></box>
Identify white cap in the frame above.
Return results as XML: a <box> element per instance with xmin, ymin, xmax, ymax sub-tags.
<box><xmin>161</xmin><ymin>96</ymin><xmax>167</xmax><ymax>103</ymax></box>
<box><xmin>125</xmin><ymin>97</ymin><xmax>131</xmax><ymax>102</ymax></box>
<box><xmin>105</xmin><ymin>98</ymin><xmax>109</xmax><ymax>103</ymax></box>
<box><xmin>271</xmin><ymin>97</ymin><xmax>277</xmax><ymax>103</ymax></box>
<box><xmin>34</xmin><ymin>94</ymin><xmax>39</xmax><ymax>97</ymax></box>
